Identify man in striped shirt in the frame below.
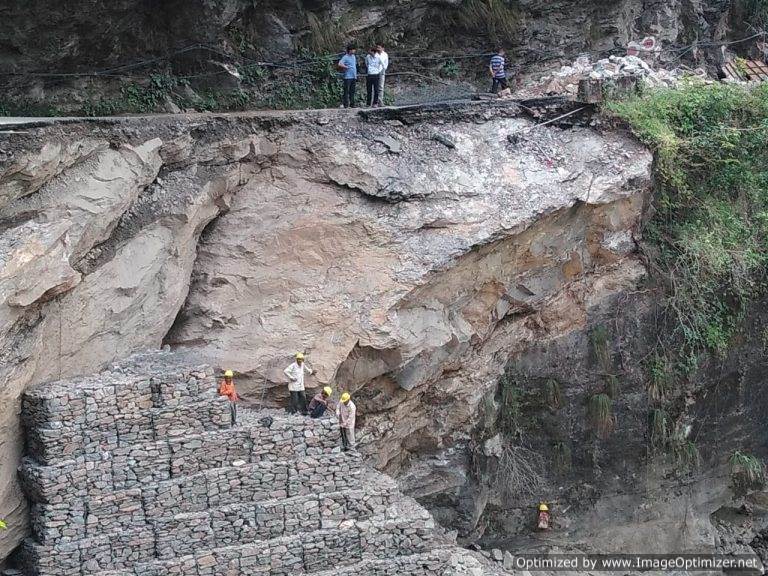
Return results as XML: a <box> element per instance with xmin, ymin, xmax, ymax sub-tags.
<box><xmin>489</xmin><ymin>47</ymin><xmax>508</xmax><ymax>94</ymax></box>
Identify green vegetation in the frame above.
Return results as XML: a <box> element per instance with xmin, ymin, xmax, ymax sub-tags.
<box><xmin>586</xmin><ymin>393</ymin><xmax>614</xmax><ymax>439</ymax></box>
<box><xmin>75</xmin><ymin>57</ymin><xmax>347</xmax><ymax>115</ymax></box>
<box><xmin>647</xmin><ymin>354</ymin><xmax>674</xmax><ymax>403</ymax></box>
<box><xmin>669</xmin><ymin>432</ymin><xmax>700</xmax><ymax>473</ymax></box>
<box><xmin>499</xmin><ymin>379</ymin><xmax>523</xmax><ymax>436</ymax></box>
<box><xmin>729</xmin><ymin>451</ymin><xmax>766</xmax><ymax>492</ymax></box>
<box><xmin>82</xmin><ymin>74</ymin><xmax>188</xmax><ymax>116</ymax></box>
<box><xmin>542</xmin><ymin>379</ymin><xmax>563</xmax><ymax>410</ymax></box>
<box><xmin>608</xmin><ymin>83</ymin><xmax>768</xmax><ymax>358</ymax></box>
<box><xmin>0</xmin><ymin>519</ymin><xmax>6</xmax><ymax>529</ymax></box>
<box><xmin>440</xmin><ymin>59</ymin><xmax>460</xmax><ymax>79</ymax></box>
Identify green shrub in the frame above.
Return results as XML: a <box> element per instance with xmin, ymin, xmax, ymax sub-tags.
<box><xmin>607</xmin><ymin>84</ymin><xmax>768</xmax><ymax>357</ymax></box>
<box><xmin>586</xmin><ymin>393</ymin><xmax>614</xmax><ymax>438</ymax></box>
<box><xmin>647</xmin><ymin>354</ymin><xmax>673</xmax><ymax>402</ymax></box>
<box><xmin>440</xmin><ymin>59</ymin><xmax>460</xmax><ymax>79</ymax></box>
<box><xmin>729</xmin><ymin>451</ymin><xmax>766</xmax><ymax>492</ymax></box>
<box><xmin>671</xmin><ymin>438</ymin><xmax>700</xmax><ymax>473</ymax></box>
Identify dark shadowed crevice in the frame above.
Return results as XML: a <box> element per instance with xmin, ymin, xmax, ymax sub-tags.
<box><xmin>161</xmin><ymin>209</ymin><xmax>225</xmax><ymax>350</ymax></box>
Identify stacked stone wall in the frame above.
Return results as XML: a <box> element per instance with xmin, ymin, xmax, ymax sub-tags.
<box><xmin>18</xmin><ymin>351</ymin><xmax>500</xmax><ymax>576</ymax></box>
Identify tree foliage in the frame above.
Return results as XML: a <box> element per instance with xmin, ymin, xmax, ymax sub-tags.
<box><xmin>608</xmin><ymin>83</ymin><xmax>768</xmax><ymax>357</ymax></box>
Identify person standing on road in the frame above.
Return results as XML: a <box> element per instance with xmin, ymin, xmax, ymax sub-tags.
<box><xmin>336</xmin><ymin>392</ymin><xmax>357</xmax><ymax>451</ymax></box>
<box><xmin>337</xmin><ymin>44</ymin><xmax>358</xmax><ymax>108</ymax></box>
<box><xmin>284</xmin><ymin>353</ymin><xmax>312</xmax><ymax>414</ymax></box>
<box><xmin>489</xmin><ymin>47</ymin><xmax>508</xmax><ymax>94</ymax></box>
<box><xmin>217</xmin><ymin>369</ymin><xmax>239</xmax><ymax>426</ymax></box>
<box><xmin>376</xmin><ymin>44</ymin><xmax>389</xmax><ymax>106</ymax></box>
<box><xmin>365</xmin><ymin>47</ymin><xmax>384</xmax><ymax>107</ymax></box>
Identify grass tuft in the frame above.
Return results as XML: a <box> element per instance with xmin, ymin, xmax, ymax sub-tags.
<box><xmin>729</xmin><ymin>451</ymin><xmax>766</xmax><ymax>492</ymax></box>
<box><xmin>587</xmin><ymin>393</ymin><xmax>614</xmax><ymax>439</ymax></box>
<box><xmin>543</xmin><ymin>379</ymin><xmax>563</xmax><ymax>410</ymax></box>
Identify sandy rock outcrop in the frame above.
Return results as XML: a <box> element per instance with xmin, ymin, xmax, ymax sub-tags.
<box><xmin>0</xmin><ymin>103</ymin><xmax>652</xmax><ymax>563</ymax></box>
<box><xmin>0</xmin><ymin>121</ymin><xmax>254</xmax><ymax>561</ymax></box>
<box><xmin>165</xmin><ymin>106</ymin><xmax>652</xmax><ymax>479</ymax></box>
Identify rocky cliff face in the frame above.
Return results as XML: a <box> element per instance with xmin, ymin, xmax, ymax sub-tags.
<box><xmin>0</xmin><ymin>0</ymin><xmax>747</xmax><ymax>111</ymax></box>
<box><xmin>0</xmin><ymin>103</ymin><xmax>651</xmax><ymax>562</ymax></box>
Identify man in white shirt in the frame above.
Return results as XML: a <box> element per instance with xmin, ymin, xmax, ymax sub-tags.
<box><xmin>365</xmin><ymin>47</ymin><xmax>384</xmax><ymax>107</ymax></box>
<box><xmin>376</xmin><ymin>44</ymin><xmax>389</xmax><ymax>106</ymax></box>
<box><xmin>284</xmin><ymin>352</ymin><xmax>312</xmax><ymax>414</ymax></box>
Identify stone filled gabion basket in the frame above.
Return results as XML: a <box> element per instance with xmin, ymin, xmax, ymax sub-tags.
<box><xmin>17</xmin><ymin>351</ymin><xmax>502</xmax><ymax>576</ymax></box>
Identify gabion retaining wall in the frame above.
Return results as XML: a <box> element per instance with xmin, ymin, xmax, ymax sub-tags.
<box><xmin>17</xmin><ymin>351</ymin><xmax>489</xmax><ymax>576</ymax></box>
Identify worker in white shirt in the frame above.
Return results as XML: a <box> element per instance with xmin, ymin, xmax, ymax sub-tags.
<box><xmin>376</xmin><ymin>44</ymin><xmax>389</xmax><ymax>106</ymax></box>
<box><xmin>283</xmin><ymin>352</ymin><xmax>313</xmax><ymax>414</ymax></box>
<box><xmin>336</xmin><ymin>392</ymin><xmax>357</xmax><ymax>451</ymax></box>
<box><xmin>365</xmin><ymin>46</ymin><xmax>384</xmax><ymax>107</ymax></box>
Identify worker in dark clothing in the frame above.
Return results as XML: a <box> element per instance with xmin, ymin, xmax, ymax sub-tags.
<box><xmin>308</xmin><ymin>387</ymin><xmax>334</xmax><ymax>418</ymax></box>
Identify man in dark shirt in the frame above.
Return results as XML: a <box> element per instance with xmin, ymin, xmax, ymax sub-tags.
<box><xmin>308</xmin><ymin>386</ymin><xmax>334</xmax><ymax>418</ymax></box>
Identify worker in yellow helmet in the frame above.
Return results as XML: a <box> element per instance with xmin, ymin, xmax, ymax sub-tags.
<box><xmin>308</xmin><ymin>386</ymin><xmax>334</xmax><ymax>419</ymax></box>
<box><xmin>336</xmin><ymin>392</ymin><xmax>357</xmax><ymax>451</ymax></box>
<box><xmin>283</xmin><ymin>352</ymin><xmax>313</xmax><ymax>415</ymax></box>
<box><xmin>217</xmin><ymin>369</ymin><xmax>239</xmax><ymax>426</ymax></box>
<box><xmin>537</xmin><ymin>502</ymin><xmax>551</xmax><ymax>531</ymax></box>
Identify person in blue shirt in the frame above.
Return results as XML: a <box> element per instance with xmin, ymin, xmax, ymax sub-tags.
<box><xmin>337</xmin><ymin>44</ymin><xmax>358</xmax><ymax>108</ymax></box>
<box><xmin>489</xmin><ymin>47</ymin><xmax>508</xmax><ymax>94</ymax></box>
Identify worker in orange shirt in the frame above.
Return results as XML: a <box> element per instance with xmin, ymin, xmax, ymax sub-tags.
<box><xmin>218</xmin><ymin>369</ymin><xmax>239</xmax><ymax>425</ymax></box>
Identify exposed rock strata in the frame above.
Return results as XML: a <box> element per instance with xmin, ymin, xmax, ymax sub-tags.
<box><xmin>0</xmin><ymin>103</ymin><xmax>651</xmax><ymax>563</ymax></box>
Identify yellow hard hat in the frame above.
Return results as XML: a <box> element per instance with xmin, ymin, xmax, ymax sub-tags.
<box><xmin>296</xmin><ymin>352</ymin><xmax>305</xmax><ymax>361</ymax></box>
<box><xmin>323</xmin><ymin>386</ymin><xmax>333</xmax><ymax>396</ymax></box>
<box><xmin>340</xmin><ymin>392</ymin><xmax>351</xmax><ymax>403</ymax></box>
<box><xmin>538</xmin><ymin>503</ymin><xmax>549</xmax><ymax>512</ymax></box>
<box><xmin>224</xmin><ymin>370</ymin><xmax>234</xmax><ymax>378</ymax></box>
